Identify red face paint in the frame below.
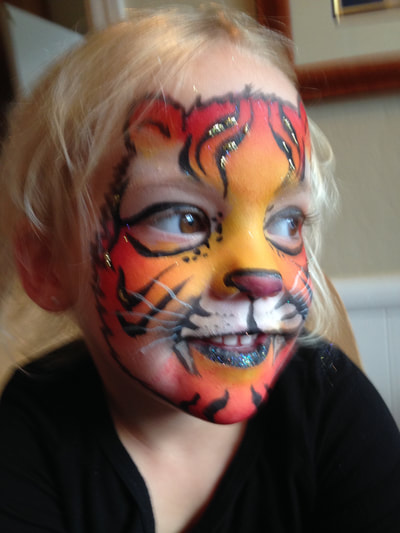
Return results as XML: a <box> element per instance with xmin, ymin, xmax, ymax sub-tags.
<box><xmin>91</xmin><ymin>90</ymin><xmax>312</xmax><ymax>424</ymax></box>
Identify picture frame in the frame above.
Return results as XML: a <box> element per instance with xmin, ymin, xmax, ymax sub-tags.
<box><xmin>333</xmin><ymin>0</ymin><xmax>400</xmax><ymax>19</ymax></box>
<box><xmin>256</xmin><ymin>0</ymin><xmax>400</xmax><ymax>100</ymax></box>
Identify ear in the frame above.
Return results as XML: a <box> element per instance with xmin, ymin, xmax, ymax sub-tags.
<box><xmin>14</xmin><ymin>226</ymin><xmax>74</xmax><ymax>312</ymax></box>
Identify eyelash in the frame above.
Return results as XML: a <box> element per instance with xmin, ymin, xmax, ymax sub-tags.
<box><xmin>302</xmin><ymin>210</ymin><xmax>319</xmax><ymax>228</ymax></box>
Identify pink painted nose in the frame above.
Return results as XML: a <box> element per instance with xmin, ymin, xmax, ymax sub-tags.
<box><xmin>224</xmin><ymin>269</ymin><xmax>283</xmax><ymax>298</ymax></box>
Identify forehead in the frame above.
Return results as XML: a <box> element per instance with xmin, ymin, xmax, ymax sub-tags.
<box><xmin>121</xmin><ymin>94</ymin><xmax>311</xmax><ymax>224</ymax></box>
<box><xmin>91</xmin><ymin>45</ymin><xmax>304</xmax><ymax>205</ymax></box>
<box><xmin>164</xmin><ymin>42</ymin><xmax>298</xmax><ymax>111</ymax></box>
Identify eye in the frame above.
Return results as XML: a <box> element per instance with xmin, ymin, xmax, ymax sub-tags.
<box><xmin>264</xmin><ymin>207</ymin><xmax>305</xmax><ymax>255</ymax></box>
<box><xmin>151</xmin><ymin>208</ymin><xmax>209</xmax><ymax>235</ymax></box>
<box><xmin>121</xmin><ymin>203</ymin><xmax>211</xmax><ymax>256</ymax></box>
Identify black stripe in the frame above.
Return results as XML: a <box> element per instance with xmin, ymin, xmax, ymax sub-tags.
<box><xmin>203</xmin><ymin>390</ymin><xmax>230</xmax><ymax>422</ymax></box>
<box><xmin>251</xmin><ymin>386</ymin><xmax>263</xmax><ymax>408</ymax></box>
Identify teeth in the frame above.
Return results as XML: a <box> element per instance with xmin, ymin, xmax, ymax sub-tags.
<box><xmin>211</xmin><ymin>333</ymin><xmax>259</xmax><ymax>347</ymax></box>
<box><xmin>241</xmin><ymin>334</ymin><xmax>256</xmax><ymax>346</ymax></box>
<box><xmin>224</xmin><ymin>335</ymin><xmax>237</xmax><ymax>346</ymax></box>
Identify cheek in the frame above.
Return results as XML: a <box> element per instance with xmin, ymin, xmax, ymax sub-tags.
<box><xmin>104</xmin><ymin>233</ymin><xmax>212</xmax><ymax>299</ymax></box>
<box><xmin>279</xmin><ymin>248</ymin><xmax>309</xmax><ymax>289</ymax></box>
<box><xmin>95</xmin><ymin>229</ymin><xmax>215</xmax><ymax>345</ymax></box>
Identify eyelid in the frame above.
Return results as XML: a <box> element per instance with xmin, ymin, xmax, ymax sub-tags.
<box><xmin>269</xmin><ymin>181</ymin><xmax>310</xmax><ymax>211</ymax></box>
<box><xmin>120</xmin><ymin>202</ymin><xmax>212</xmax><ymax>257</ymax></box>
<box><xmin>264</xmin><ymin>205</ymin><xmax>307</xmax><ymax>256</ymax></box>
<box><xmin>139</xmin><ymin>205</ymin><xmax>206</xmax><ymax>231</ymax></box>
<box><xmin>264</xmin><ymin>206</ymin><xmax>305</xmax><ymax>230</ymax></box>
<box><xmin>120</xmin><ymin>202</ymin><xmax>202</xmax><ymax>227</ymax></box>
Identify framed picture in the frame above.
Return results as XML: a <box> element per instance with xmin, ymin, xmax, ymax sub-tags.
<box><xmin>333</xmin><ymin>0</ymin><xmax>400</xmax><ymax>19</ymax></box>
<box><xmin>256</xmin><ymin>0</ymin><xmax>400</xmax><ymax>100</ymax></box>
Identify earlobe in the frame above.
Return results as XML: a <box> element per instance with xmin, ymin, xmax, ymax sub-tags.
<box><xmin>14</xmin><ymin>226</ymin><xmax>73</xmax><ymax>312</ymax></box>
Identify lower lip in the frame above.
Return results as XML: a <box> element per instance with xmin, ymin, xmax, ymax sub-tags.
<box><xmin>191</xmin><ymin>334</ymin><xmax>272</xmax><ymax>368</ymax></box>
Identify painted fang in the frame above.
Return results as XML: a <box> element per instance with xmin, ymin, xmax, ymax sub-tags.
<box><xmin>91</xmin><ymin>90</ymin><xmax>312</xmax><ymax>424</ymax></box>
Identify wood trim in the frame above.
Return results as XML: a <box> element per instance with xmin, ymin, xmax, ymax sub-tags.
<box><xmin>255</xmin><ymin>0</ymin><xmax>293</xmax><ymax>37</ymax></box>
<box><xmin>256</xmin><ymin>0</ymin><xmax>400</xmax><ymax>100</ymax></box>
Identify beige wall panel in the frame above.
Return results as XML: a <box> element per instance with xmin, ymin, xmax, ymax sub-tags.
<box><xmin>125</xmin><ymin>0</ymin><xmax>255</xmax><ymax>16</ymax></box>
<box><xmin>308</xmin><ymin>93</ymin><xmax>400</xmax><ymax>277</ymax></box>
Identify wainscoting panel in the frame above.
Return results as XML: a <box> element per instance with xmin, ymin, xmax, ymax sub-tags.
<box><xmin>333</xmin><ymin>276</ymin><xmax>400</xmax><ymax>428</ymax></box>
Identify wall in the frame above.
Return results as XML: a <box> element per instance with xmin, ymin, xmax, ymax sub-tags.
<box><xmin>335</xmin><ymin>275</ymin><xmax>400</xmax><ymax>427</ymax></box>
<box><xmin>125</xmin><ymin>0</ymin><xmax>255</xmax><ymax>17</ymax></box>
<box><xmin>4</xmin><ymin>4</ymin><xmax>83</xmax><ymax>94</ymax></box>
<box><xmin>289</xmin><ymin>0</ymin><xmax>400</xmax><ymax>65</ymax></box>
<box><xmin>309</xmin><ymin>93</ymin><xmax>400</xmax><ymax>278</ymax></box>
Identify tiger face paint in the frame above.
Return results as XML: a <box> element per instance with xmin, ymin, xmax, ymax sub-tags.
<box><xmin>91</xmin><ymin>89</ymin><xmax>312</xmax><ymax>424</ymax></box>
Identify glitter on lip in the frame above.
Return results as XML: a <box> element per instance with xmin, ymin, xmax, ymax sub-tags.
<box><xmin>191</xmin><ymin>334</ymin><xmax>272</xmax><ymax>368</ymax></box>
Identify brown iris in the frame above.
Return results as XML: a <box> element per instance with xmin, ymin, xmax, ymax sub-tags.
<box><xmin>180</xmin><ymin>212</ymin><xmax>206</xmax><ymax>233</ymax></box>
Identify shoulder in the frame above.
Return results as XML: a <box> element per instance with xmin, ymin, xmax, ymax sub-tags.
<box><xmin>0</xmin><ymin>340</ymin><xmax>105</xmax><ymax>437</ymax></box>
<box><xmin>266</xmin><ymin>338</ymin><xmax>400</xmax><ymax>465</ymax></box>
<box><xmin>0</xmin><ymin>342</ymin><xmax>117</xmax><ymax>531</ymax></box>
<box><xmin>261</xmin><ymin>339</ymin><xmax>400</xmax><ymax>531</ymax></box>
<box><xmin>2</xmin><ymin>339</ymin><xmax>97</xmax><ymax>395</ymax></box>
<box><xmin>278</xmin><ymin>338</ymin><xmax>378</xmax><ymax>408</ymax></box>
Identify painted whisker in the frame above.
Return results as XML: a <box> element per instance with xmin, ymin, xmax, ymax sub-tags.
<box><xmin>152</xmin><ymin>278</ymin><xmax>193</xmax><ymax>309</ymax></box>
<box><xmin>144</xmin><ymin>325</ymin><xmax>182</xmax><ymax>334</ymax></box>
<box><xmin>115</xmin><ymin>310</ymin><xmax>186</xmax><ymax>323</ymax></box>
<box><xmin>120</xmin><ymin>290</ymin><xmax>189</xmax><ymax>318</ymax></box>
<box><xmin>138</xmin><ymin>333</ymin><xmax>178</xmax><ymax>355</ymax></box>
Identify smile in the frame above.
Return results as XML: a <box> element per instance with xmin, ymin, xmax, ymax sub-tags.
<box><xmin>191</xmin><ymin>333</ymin><xmax>272</xmax><ymax>368</ymax></box>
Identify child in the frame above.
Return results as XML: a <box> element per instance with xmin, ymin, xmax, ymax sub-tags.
<box><xmin>0</xmin><ymin>5</ymin><xmax>399</xmax><ymax>532</ymax></box>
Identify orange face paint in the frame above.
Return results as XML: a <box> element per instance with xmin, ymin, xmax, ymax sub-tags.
<box><xmin>91</xmin><ymin>90</ymin><xmax>312</xmax><ymax>424</ymax></box>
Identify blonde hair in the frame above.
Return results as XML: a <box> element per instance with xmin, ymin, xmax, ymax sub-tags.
<box><xmin>0</xmin><ymin>4</ymin><xmax>337</xmax><ymax>357</ymax></box>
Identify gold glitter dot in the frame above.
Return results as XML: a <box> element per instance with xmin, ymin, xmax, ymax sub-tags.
<box><xmin>118</xmin><ymin>289</ymin><xmax>129</xmax><ymax>304</ymax></box>
<box><xmin>225</xmin><ymin>116</ymin><xmax>238</xmax><ymax>127</ymax></box>
<box><xmin>104</xmin><ymin>251</ymin><xmax>112</xmax><ymax>268</ymax></box>
<box><xmin>223</xmin><ymin>140</ymin><xmax>238</xmax><ymax>152</ymax></box>
<box><xmin>283</xmin><ymin>116</ymin><xmax>299</xmax><ymax>146</ymax></box>
<box><xmin>208</xmin><ymin>123</ymin><xmax>225</xmax><ymax>137</ymax></box>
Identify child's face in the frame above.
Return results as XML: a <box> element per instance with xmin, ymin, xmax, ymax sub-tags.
<box><xmin>77</xmin><ymin>47</ymin><xmax>312</xmax><ymax>424</ymax></box>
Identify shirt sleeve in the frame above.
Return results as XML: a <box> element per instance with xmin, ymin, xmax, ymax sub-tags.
<box><xmin>0</xmin><ymin>373</ymin><xmax>67</xmax><ymax>533</ymax></box>
<box><xmin>313</xmin><ymin>348</ymin><xmax>400</xmax><ymax>533</ymax></box>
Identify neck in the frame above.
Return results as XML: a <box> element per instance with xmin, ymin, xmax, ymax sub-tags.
<box><xmin>108</xmin><ymin>372</ymin><xmax>246</xmax><ymax>456</ymax></box>
<box><xmin>93</xmin><ymin>350</ymin><xmax>248</xmax><ymax>533</ymax></box>
<box><xmin>90</xmin><ymin>344</ymin><xmax>245</xmax><ymax>454</ymax></box>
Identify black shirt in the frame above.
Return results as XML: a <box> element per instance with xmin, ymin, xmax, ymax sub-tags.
<box><xmin>0</xmin><ymin>340</ymin><xmax>399</xmax><ymax>532</ymax></box>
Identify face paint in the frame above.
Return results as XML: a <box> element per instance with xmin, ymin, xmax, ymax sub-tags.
<box><xmin>91</xmin><ymin>89</ymin><xmax>312</xmax><ymax>424</ymax></box>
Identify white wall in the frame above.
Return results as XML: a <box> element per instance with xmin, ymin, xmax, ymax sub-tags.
<box><xmin>335</xmin><ymin>276</ymin><xmax>400</xmax><ymax>427</ymax></box>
